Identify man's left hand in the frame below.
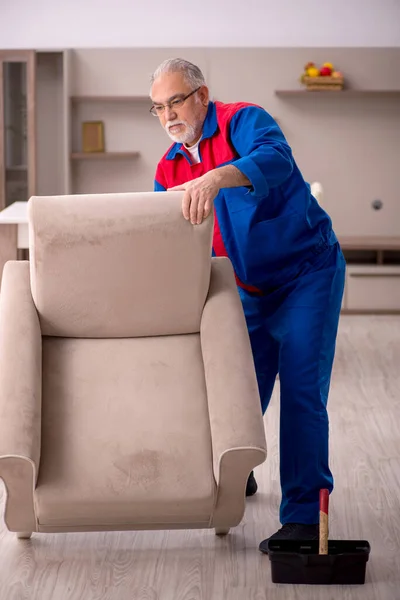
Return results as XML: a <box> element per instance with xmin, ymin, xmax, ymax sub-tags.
<box><xmin>168</xmin><ymin>172</ymin><xmax>220</xmax><ymax>225</ymax></box>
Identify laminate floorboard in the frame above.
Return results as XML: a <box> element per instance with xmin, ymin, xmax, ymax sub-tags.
<box><xmin>0</xmin><ymin>315</ymin><xmax>399</xmax><ymax>600</ymax></box>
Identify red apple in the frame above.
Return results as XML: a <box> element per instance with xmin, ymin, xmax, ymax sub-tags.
<box><xmin>319</xmin><ymin>66</ymin><xmax>332</xmax><ymax>76</ymax></box>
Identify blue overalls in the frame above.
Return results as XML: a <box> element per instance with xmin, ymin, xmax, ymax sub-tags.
<box><xmin>155</xmin><ymin>100</ymin><xmax>346</xmax><ymax>525</ymax></box>
<box><xmin>238</xmin><ymin>243</ymin><xmax>345</xmax><ymax>524</ymax></box>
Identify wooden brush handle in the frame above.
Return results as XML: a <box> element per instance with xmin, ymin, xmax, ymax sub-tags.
<box><xmin>319</xmin><ymin>489</ymin><xmax>329</xmax><ymax>555</ymax></box>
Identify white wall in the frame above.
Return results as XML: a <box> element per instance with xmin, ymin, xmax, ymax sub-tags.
<box><xmin>1</xmin><ymin>0</ymin><xmax>400</xmax><ymax>48</ymax></box>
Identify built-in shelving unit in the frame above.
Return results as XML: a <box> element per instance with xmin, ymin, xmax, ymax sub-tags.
<box><xmin>1</xmin><ymin>47</ymin><xmax>399</xmax><ymax>312</ymax></box>
<box><xmin>338</xmin><ymin>237</ymin><xmax>400</xmax><ymax>314</ymax></box>
<box><xmin>69</xmin><ymin>90</ymin><xmax>152</xmax><ymax>194</ymax></box>
<box><xmin>274</xmin><ymin>81</ymin><xmax>400</xmax><ymax>313</ymax></box>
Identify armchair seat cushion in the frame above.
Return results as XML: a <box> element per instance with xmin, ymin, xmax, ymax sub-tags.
<box><xmin>34</xmin><ymin>335</ymin><xmax>216</xmax><ymax>528</ymax></box>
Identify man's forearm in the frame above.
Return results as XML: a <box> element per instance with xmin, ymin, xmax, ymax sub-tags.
<box><xmin>211</xmin><ymin>165</ymin><xmax>251</xmax><ymax>189</ymax></box>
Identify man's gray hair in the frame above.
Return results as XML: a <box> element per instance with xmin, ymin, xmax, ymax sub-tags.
<box><xmin>149</xmin><ymin>58</ymin><xmax>206</xmax><ymax>95</ymax></box>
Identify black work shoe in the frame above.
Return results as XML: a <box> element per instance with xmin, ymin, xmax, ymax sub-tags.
<box><xmin>246</xmin><ymin>471</ymin><xmax>258</xmax><ymax>496</ymax></box>
<box><xmin>258</xmin><ymin>523</ymin><xmax>319</xmax><ymax>554</ymax></box>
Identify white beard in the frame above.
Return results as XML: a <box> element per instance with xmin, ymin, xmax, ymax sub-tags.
<box><xmin>165</xmin><ymin>119</ymin><xmax>200</xmax><ymax>145</ymax></box>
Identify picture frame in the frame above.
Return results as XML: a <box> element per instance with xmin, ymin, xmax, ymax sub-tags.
<box><xmin>82</xmin><ymin>121</ymin><xmax>105</xmax><ymax>153</ymax></box>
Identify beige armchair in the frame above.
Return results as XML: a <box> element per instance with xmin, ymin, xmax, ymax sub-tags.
<box><xmin>0</xmin><ymin>191</ymin><xmax>267</xmax><ymax>540</ymax></box>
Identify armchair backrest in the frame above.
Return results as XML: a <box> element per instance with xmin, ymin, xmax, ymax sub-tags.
<box><xmin>28</xmin><ymin>192</ymin><xmax>213</xmax><ymax>338</ymax></box>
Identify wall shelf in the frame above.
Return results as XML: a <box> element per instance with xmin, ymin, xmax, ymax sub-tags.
<box><xmin>71</xmin><ymin>152</ymin><xmax>140</xmax><ymax>160</ymax></box>
<box><xmin>275</xmin><ymin>89</ymin><xmax>400</xmax><ymax>96</ymax></box>
<box><xmin>339</xmin><ymin>236</ymin><xmax>400</xmax><ymax>265</ymax></box>
<box><xmin>70</xmin><ymin>95</ymin><xmax>150</xmax><ymax>103</ymax></box>
<box><xmin>6</xmin><ymin>165</ymin><xmax>28</xmax><ymax>171</ymax></box>
<box><xmin>339</xmin><ymin>236</ymin><xmax>400</xmax><ymax>252</ymax></box>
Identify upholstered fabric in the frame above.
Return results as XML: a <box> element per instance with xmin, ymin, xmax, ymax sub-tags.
<box><xmin>200</xmin><ymin>258</ymin><xmax>267</xmax><ymax>528</ymax></box>
<box><xmin>201</xmin><ymin>257</ymin><xmax>266</xmax><ymax>477</ymax></box>
<box><xmin>0</xmin><ymin>192</ymin><xmax>267</xmax><ymax>536</ymax></box>
<box><xmin>0</xmin><ymin>261</ymin><xmax>41</xmax><ymax>532</ymax></box>
<box><xmin>28</xmin><ymin>192</ymin><xmax>213</xmax><ymax>338</ymax></box>
<box><xmin>0</xmin><ymin>261</ymin><xmax>42</xmax><ymax>465</ymax></box>
<box><xmin>35</xmin><ymin>334</ymin><xmax>215</xmax><ymax>528</ymax></box>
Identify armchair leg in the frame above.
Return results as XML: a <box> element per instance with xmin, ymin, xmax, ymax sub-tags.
<box><xmin>215</xmin><ymin>527</ymin><xmax>230</xmax><ymax>536</ymax></box>
<box><xmin>16</xmin><ymin>532</ymin><xmax>32</xmax><ymax>540</ymax></box>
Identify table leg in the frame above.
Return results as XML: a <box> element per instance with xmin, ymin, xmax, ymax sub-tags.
<box><xmin>17</xmin><ymin>249</ymin><xmax>29</xmax><ymax>260</ymax></box>
<box><xmin>0</xmin><ymin>224</ymin><xmax>18</xmax><ymax>285</ymax></box>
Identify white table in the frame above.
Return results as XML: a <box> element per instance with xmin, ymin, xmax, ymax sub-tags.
<box><xmin>0</xmin><ymin>201</ymin><xmax>29</xmax><ymax>283</ymax></box>
<box><xmin>0</xmin><ymin>201</ymin><xmax>29</xmax><ymax>248</ymax></box>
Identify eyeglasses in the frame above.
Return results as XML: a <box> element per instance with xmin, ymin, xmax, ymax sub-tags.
<box><xmin>150</xmin><ymin>87</ymin><xmax>200</xmax><ymax>116</ymax></box>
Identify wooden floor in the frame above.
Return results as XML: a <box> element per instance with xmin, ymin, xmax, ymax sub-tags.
<box><xmin>1</xmin><ymin>315</ymin><xmax>399</xmax><ymax>600</ymax></box>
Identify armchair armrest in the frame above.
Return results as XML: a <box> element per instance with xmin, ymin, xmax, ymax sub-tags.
<box><xmin>200</xmin><ymin>257</ymin><xmax>267</xmax><ymax>527</ymax></box>
<box><xmin>0</xmin><ymin>261</ymin><xmax>42</xmax><ymax>532</ymax></box>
